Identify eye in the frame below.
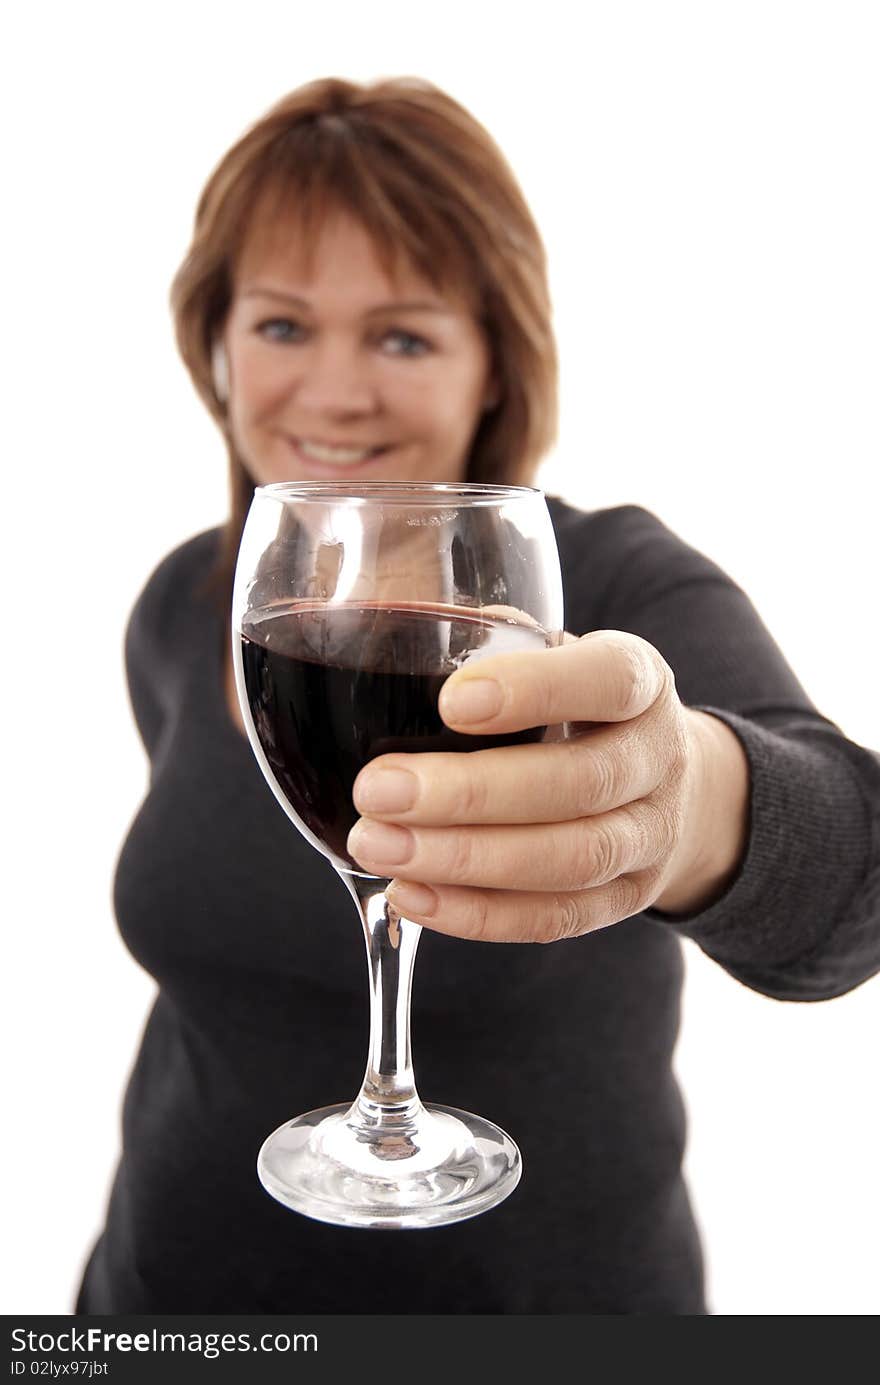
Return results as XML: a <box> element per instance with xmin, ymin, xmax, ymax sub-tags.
<box><xmin>381</xmin><ymin>329</ymin><xmax>432</xmax><ymax>358</ymax></box>
<box><xmin>252</xmin><ymin>319</ymin><xmax>431</xmax><ymax>355</ymax></box>
<box><xmin>255</xmin><ymin>318</ymin><xmax>306</xmax><ymax>343</ymax></box>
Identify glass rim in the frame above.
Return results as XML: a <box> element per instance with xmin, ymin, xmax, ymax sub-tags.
<box><xmin>253</xmin><ymin>480</ymin><xmax>544</xmax><ymax>507</ymax></box>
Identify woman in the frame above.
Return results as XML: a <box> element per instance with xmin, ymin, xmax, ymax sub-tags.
<box><xmin>75</xmin><ymin>75</ymin><xmax>880</xmax><ymax>1314</ymax></box>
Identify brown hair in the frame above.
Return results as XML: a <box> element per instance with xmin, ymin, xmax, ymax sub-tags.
<box><xmin>169</xmin><ymin>76</ymin><xmax>559</xmax><ymax>612</ymax></box>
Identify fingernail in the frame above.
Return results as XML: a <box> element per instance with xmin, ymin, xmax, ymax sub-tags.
<box><xmin>354</xmin><ymin>767</ymin><xmax>417</xmax><ymax>814</ymax></box>
<box><xmin>386</xmin><ymin>880</ymin><xmax>437</xmax><ymax>918</ymax></box>
<box><xmin>439</xmin><ymin>677</ymin><xmax>503</xmax><ymax>724</ymax></box>
<box><xmin>347</xmin><ymin>820</ymin><xmax>414</xmax><ymax>867</ymax></box>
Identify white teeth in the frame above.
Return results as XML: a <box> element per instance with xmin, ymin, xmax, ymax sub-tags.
<box><xmin>297</xmin><ymin>438</ymin><xmax>381</xmax><ymax>464</ymax></box>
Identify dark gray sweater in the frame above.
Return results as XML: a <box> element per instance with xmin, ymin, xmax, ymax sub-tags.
<box><xmin>75</xmin><ymin>497</ymin><xmax>880</xmax><ymax>1314</ymax></box>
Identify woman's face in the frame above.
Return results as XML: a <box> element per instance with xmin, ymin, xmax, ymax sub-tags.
<box><xmin>222</xmin><ymin>211</ymin><xmax>498</xmax><ymax>487</ymax></box>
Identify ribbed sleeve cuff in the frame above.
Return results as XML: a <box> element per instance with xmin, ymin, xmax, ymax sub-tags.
<box><xmin>641</xmin><ymin>706</ymin><xmax>874</xmax><ymax>980</ymax></box>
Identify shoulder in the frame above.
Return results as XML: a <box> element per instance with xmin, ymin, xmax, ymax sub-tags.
<box><xmin>546</xmin><ymin>492</ymin><xmax>689</xmax><ymax>547</ymax></box>
<box><xmin>545</xmin><ymin>494</ymin><xmax>735</xmax><ymax>581</ymax></box>
<box><xmin>125</xmin><ymin>525</ymin><xmax>224</xmax><ymax>664</ymax></box>
<box><xmin>137</xmin><ymin>525</ymin><xmax>223</xmax><ymax>601</ymax></box>
<box><xmin>545</xmin><ymin>494</ymin><xmax>681</xmax><ymax>580</ymax></box>
<box><xmin>545</xmin><ymin>493</ymin><xmax>665</xmax><ymax>548</ymax></box>
<box><xmin>544</xmin><ymin>494</ymin><xmax>743</xmax><ymax>631</ymax></box>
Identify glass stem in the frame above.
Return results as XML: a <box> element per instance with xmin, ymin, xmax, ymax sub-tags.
<box><xmin>343</xmin><ymin>874</ymin><xmax>426</xmax><ymax>1133</ymax></box>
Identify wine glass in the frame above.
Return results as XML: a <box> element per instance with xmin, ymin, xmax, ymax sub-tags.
<box><xmin>232</xmin><ymin>481</ymin><xmax>564</xmax><ymax>1228</ymax></box>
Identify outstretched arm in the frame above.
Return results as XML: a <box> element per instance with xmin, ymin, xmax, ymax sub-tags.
<box><xmin>346</xmin><ymin>505</ymin><xmax>879</xmax><ymax>1002</ymax></box>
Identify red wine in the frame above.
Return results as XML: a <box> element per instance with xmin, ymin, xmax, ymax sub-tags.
<box><xmin>240</xmin><ymin>602</ymin><xmax>551</xmax><ymax>869</ymax></box>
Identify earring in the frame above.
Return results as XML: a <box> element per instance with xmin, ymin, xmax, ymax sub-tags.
<box><xmin>211</xmin><ymin>340</ymin><xmax>229</xmax><ymax>404</ymax></box>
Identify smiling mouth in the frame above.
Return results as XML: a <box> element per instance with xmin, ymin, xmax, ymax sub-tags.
<box><xmin>286</xmin><ymin>436</ymin><xmax>391</xmax><ymax>466</ymax></box>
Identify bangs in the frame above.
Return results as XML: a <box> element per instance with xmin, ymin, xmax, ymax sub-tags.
<box><xmin>230</xmin><ymin>119</ymin><xmax>481</xmax><ymax>308</ymax></box>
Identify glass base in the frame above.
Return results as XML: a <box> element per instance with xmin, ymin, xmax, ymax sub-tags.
<box><xmin>257</xmin><ymin>1101</ymin><xmax>522</xmax><ymax>1229</ymax></box>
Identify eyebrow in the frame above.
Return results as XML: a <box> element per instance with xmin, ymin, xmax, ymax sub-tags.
<box><xmin>240</xmin><ymin>287</ymin><xmax>455</xmax><ymax>316</ymax></box>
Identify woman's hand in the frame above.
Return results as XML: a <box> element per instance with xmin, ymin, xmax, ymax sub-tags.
<box><xmin>347</xmin><ymin>630</ymin><xmax>750</xmax><ymax>942</ymax></box>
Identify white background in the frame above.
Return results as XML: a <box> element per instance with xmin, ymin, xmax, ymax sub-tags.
<box><xmin>3</xmin><ymin>0</ymin><xmax>878</xmax><ymax>1316</ymax></box>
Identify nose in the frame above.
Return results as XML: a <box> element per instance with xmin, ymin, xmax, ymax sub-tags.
<box><xmin>291</xmin><ymin>335</ymin><xmax>378</xmax><ymax>417</ymax></box>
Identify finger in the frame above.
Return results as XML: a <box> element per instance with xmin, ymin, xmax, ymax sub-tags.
<box><xmin>352</xmin><ymin>722</ymin><xmax>668</xmax><ymax>825</ymax></box>
<box><xmin>346</xmin><ymin>799</ymin><xmax>674</xmax><ymax>891</ymax></box>
<box><xmin>437</xmin><ymin>629</ymin><xmax>670</xmax><ymax>735</ymax></box>
<box><xmin>384</xmin><ymin>870</ymin><xmax>663</xmax><ymax>944</ymax></box>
